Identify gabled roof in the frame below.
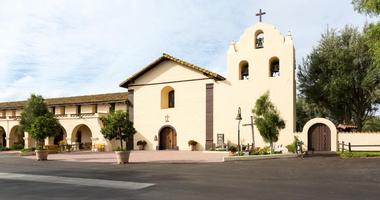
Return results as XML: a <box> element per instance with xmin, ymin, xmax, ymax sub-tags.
<box><xmin>119</xmin><ymin>53</ymin><xmax>225</xmax><ymax>88</ymax></box>
<box><xmin>0</xmin><ymin>92</ymin><xmax>128</xmax><ymax>110</ymax></box>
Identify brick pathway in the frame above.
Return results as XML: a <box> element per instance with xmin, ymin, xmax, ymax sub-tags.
<box><xmin>20</xmin><ymin>151</ymin><xmax>229</xmax><ymax>163</ymax></box>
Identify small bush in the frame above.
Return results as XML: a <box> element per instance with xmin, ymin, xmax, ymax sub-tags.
<box><xmin>249</xmin><ymin>146</ymin><xmax>270</xmax><ymax>155</ymax></box>
<box><xmin>286</xmin><ymin>136</ymin><xmax>302</xmax><ymax>153</ymax></box>
<box><xmin>0</xmin><ymin>146</ymin><xmax>10</xmax><ymax>151</ymax></box>
<box><xmin>188</xmin><ymin>140</ymin><xmax>198</xmax><ymax>146</ymax></box>
<box><xmin>10</xmin><ymin>144</ymin><xmax>24</xmax><ymax>150</ymax></box>
<box><xmin>228</xmin><ymin>145</ymin><xmax>238</xmax><ymax>153</ymax></box>
<box><xmin>21</xmin><ymin>148</ymin><xmax>35</xmax><ymax>152</ymax></box>
<box><xmin>286</xmin><ymin>144</ymin><xmax>296</xmax><ymax>153</ymax></box>
<box><xmin>137</xmin><ymin>140</ymin><xmax>147</xmax><ymax>146</ymax></box>
<box><xmin>115</xmin><ymin>147</ymin><xmax>128</xmax><ymax>151</ymax></box>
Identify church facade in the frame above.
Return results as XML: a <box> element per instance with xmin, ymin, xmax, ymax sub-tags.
<box><xmin>3</xmin><ymin>20</ymin><xmax>375</xmax><ymax>152</ymax></box>
<box><xmin>121</xmin><ymin>22</ymin><xmax>296</xmax><ymax>151</ymax></box>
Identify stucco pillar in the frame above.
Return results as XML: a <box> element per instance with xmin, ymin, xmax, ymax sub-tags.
<box><xmin>23</xmin><ymin>132</ymin><xmax>29</xmax><ymax>148</ymax></box>
<box><xmin>5</xmin><ymin>137</ymin><xmax>10</xmax><ymax>148</ymax></box>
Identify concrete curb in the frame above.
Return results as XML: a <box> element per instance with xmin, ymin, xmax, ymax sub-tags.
<box><xmin>223</xmin><ymin>153</ymin><xmax>299</xmax><ymax>162</ymax></box>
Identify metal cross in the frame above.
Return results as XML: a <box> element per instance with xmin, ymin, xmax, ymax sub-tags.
<box><xmin>165</xmin><ymin>115</ymin><xmax>170</xmax><ymax>122</ymax></box>
<box><xmin>256</xmin><ymin>9</ymin><xmax>266</xmax><ymax>22</ymax></box>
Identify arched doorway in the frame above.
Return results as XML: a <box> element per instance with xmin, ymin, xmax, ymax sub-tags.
<box><xmin>54</xmin><ymin>127</ymin><xmax>67</xmax><ymax>145</ymax></box>
<box><xmin>0</xmin><ymin>126</ymin><xmax>6</xmax><ymax>147</ymax></box>
<box><xmin>72</xmin><ymin>124</ymin><xmax>92</xmax><ymax>150</ymax></box>
<box><xmin>9</xmin><ymin>126</ymin><xmax>24</xmax><ymax>148</ymax></box>
<box><xmin>308</xmin><ymin>123</ymin><xmax>331</xmax><ymax>151</ymax></box>
<box><xmin>158</xmin><ymin>126</ymin><xmax>177</xmax><ymax>150</ymax></box>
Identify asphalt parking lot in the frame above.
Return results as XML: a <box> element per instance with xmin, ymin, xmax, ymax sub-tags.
<box><xmin>0</xmin><ymin>154</ymin><xmax>379</xmax><ymax>200</ymax></box>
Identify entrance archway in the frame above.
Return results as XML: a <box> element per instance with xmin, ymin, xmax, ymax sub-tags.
<box><xmin>0</xmin><ymin>127</ymin><xmax>6</xmax><ymax>147</ymax></box>
<box><xmin>9</xmin><ymin>126</ymin><xmax>24</xmax><ymax>148</ymax></box>
<box><xmin>72</xmin><ymin>124</ymin><xmax>92</xmax><ymax>150</ymax></box>
<box><xmin>54</xmin><ymin>127</ymin><xmax>67</xmax><ymax>145</ymax></box>
<box><xmin>308</xmin><ymin>123</ymin><xmax>331</xmax><ymax>151</ymax></box>
<box><xmin>158</xmin><ymin>126</ymin><xmax>177</xmax><ymax>150</ymax></box>
<box><xmin>302</xmin><ymin>118</ymin><xmax>337</xmax><ymax>151</ymax></box>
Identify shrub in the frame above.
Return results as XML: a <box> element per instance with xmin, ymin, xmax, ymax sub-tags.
<box><xmin>228</xmin><ymin>145</ymin><xmax>238</xmax><ymax>153</ymax></box>
<box><xmin>249</xmin><ymin>146</ymin><xmax>270</xmax><ymax>155</ymax></box>
<box><xmin>21</xmin><ymin>148</ymin><xmax>35</xmax><ymax>152</ymax></box>
<box><xmin>115</xmin><ymin>146</ymin><xmax>128</xmax><ymax>151</ymax></box>
<box><xmin>286</xmin><ymin>144</ymin><xmax>296</xmax><ymax>153</ymax></box>
<box><xmin>10</xmin><ymin>144</ymin><xmax>24</xmax><ymax>150</ymax></box>
<box><xmin>0</xmin><ymin>146</ymin><xmax>10</xmax><ymax>151</ymax></box>
<box><xmin>188</xmin><ymin>140</ymin><xmax>198</xmax><ymax>146</ymax></box>
<box><xmin>137</xmin><ymin>140</ymin><xmax>147</xmax><ymax>146</ymax></box>
<box><xmin>286</xmin><ymin>136</ymin><xmax>302</xmax><ymax>153</ymax></box>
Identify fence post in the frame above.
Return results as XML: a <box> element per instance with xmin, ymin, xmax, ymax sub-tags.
<box><xmin>348</xmin><ymin>142</ymin><xmax>351</xmax><ymax>152</ymax></box>
<box><xmin>337</xmin><ymin>141</ymin><xmax>340</xmax><ymax>151</ymax></box>
<box><xmin>342</xmin><ymin>141</ymin><xmax>345</xmax><ymax>153</ymax></box>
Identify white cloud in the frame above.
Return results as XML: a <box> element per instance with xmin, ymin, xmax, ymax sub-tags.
<box><xmin>0</xmin><ymin>0</ymin><xmax>376</xmax><ymax>102</ymax></box>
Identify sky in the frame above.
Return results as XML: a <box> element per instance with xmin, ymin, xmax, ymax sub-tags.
<box><xmin>0</xmin><ymin>0</ymin><xmax>376</xmax><ymax>102</ymax></box>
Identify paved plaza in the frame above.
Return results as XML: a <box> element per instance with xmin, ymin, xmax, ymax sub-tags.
<box><xmin>0</xmin><ymin>152</ymin><xmax>379</xmax><ymax>200</ymax></box>
<box><xmin>21</xmin><ymin>150</ymin><xmax>229</xmax><ymax>163</ymax></box>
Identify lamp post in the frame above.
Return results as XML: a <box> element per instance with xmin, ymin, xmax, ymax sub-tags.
<box><xmin>235</xmin><ymin>107</ymin><xmax>242</xmax><ymax>152</ymax></box>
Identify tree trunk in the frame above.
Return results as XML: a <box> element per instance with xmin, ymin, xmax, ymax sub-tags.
<box><xmin>120</xmin><ymin>138</ymin><xmax>123</xmax><ymax>150</ymax></box>
<box><xmin>270</xmin><ymin>142</ymin><xmax>274</xmax><ymax>154</ymax></box>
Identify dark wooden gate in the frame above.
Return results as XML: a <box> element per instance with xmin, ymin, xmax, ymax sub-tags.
<box><xmin>308</xmin><ymin>123</ymin><xmax>331</xmax><ymax>151</ymax></box>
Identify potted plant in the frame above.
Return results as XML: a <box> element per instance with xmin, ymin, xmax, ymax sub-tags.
<box><xmin>101</xmin><ymin>110</ymin><xmax>136</xmax><ymax>164</ymax></box>
<box><xmin>228</xmin><ymin>145</ymin><xmax>238</xmax><ymax>156</ymax></box>
<box><xmin>137</xmin><ymin>140</ymin><xmax>147</xmax><ymax>150</ymax></box>
<box><xmin>19</xmin><ymin>94</ymin><xmax>61</xmax><ymax>161</ymax></box>
<box><xmin>188</xmin><ymin>140</ymin><xmax>198</xmax><ymax>151</ymax></box>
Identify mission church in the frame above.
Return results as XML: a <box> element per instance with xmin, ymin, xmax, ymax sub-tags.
<box><xmin>1</xmin><ymin>11</ymin><xmax>347</xmax><ymax>152</ymax></box>
<box><xmin>121</xmin><ymin>11</ymin><xmax>296</xmax><ymax>151</ymax></box>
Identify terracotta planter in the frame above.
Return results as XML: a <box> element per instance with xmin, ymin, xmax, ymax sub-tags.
<box><xmin>35</xmin><ymin>150</ymin><xmax>48</xmax><ymax>161</ymax></box>
<box><xmin>115</xmin><ymin>151</ymin><xmax>131</xmax><ymax>164</ymax></box>
<box><xmin>229</xmin><ymin>151</ymin><xmax>236</xmax><ymax>156</ymax></box>
<box><xmin>138</xmin><ymin>145</ymin><xmax>144</xmax><ymax>150</ymax></box>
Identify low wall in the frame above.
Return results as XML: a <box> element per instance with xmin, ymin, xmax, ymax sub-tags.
<box><xmin>338</xmin><ymin>132</ymin><xmax>380</xmax><ymax>151</ymax></box>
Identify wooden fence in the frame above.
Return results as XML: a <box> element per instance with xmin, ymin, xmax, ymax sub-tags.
<box><xmin>337</xmin><ymin>141</ymin><xmax>380</xmax><ymax>152</ymax></box>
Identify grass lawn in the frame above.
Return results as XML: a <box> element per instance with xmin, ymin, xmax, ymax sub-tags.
<box><xmin>338</xmin><ymin>151</ymin><xmax>380</xmax><ymax>158</ymax></box>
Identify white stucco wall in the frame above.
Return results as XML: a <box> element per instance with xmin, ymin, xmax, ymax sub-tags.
<box><xmin>129</xmin><ymin>60</ymin><xmax>215</xmax><ymax>151</ymax></box>
<box><xmin>338</xmin><ymin>132</ymin><xmax>380</xmax><ymax>151</ymax></box>
<box><xmin>214</xmin><ymin>22</ymin><xmax>296</xmax><ymax>149</ymax></box>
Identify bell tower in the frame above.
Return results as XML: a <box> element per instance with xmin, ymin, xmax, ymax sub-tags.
<box><xmin>225</xmin><ymin>11</ymin><xmax>296</xmax><ymax>133</ymax></box>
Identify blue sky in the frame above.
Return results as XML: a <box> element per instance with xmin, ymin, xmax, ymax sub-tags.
<box><xmin>0</xmin><ymin>0</ymin><xmax>376</xmax><ymax>102</ymax></box>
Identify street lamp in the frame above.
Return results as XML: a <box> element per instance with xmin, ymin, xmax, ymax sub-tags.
<box><xmin>235</xmin><ymin>107</ymin><xmax>242</xmax><ymax>152</ymax></box>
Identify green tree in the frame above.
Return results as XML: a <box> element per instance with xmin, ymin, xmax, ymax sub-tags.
<box><xmin>253</xmin><ymin>92</ymin><xmax>285</xmax><ymax>153</ymax></box>
<box><xmin>298</xmin><ymin>26</ymin><xmax>380</xmax><ymax>130</ymax></box>
<box><xmin>20</xmin><ymin>94</ymin><xmax>61</xmax><ymax>148</ymax></box>
<box><xmin>362</xmin><ymin>116</ymin><xmax>380</xmax><ymax>131</ymax></box>
<box><xmin>101</xmin><ymin>110</ymin><xmax>136</xmax><ymax>150</ymax></box>
<box><xmin>352</xmin><ymin>0</ymin><xmax>380</xmax><ymax>15</ymax></box>
<box><xmin>296</xmin><ymin>96</ymin><xmax>327</xmax><ymax>132</ymax></box>
<box><xmin>352</xmin><ymin>0</ymin><xmax>380</xmax><ymax>66</ymax></box>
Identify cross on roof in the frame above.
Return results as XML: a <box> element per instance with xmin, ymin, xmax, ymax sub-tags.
<box><xmin>256</xmin><ymin>9</ymin><xmax>266</xmax><ymax>22</ymax></box>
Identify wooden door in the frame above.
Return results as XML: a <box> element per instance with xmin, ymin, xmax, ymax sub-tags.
<box><xmin>308</xmin><ymin>123</ymin><xmax>331</xmax><ymax>151</ymax></box>
<box><xmin>159</xmin><ymin>127</ymin><xmax>177</xmax><ymax>150</ymax></box>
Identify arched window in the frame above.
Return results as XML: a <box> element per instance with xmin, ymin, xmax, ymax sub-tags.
<box><xmin>161</xmin><ymin>86</ymin><xmax>175</xmax><ymax>109</ymax></box>
<box><xmin>239</xmin><ymin>61</ymin><xmax>249</xmax><ymax>80</ymax></box>
<box><xmin>255</xmin><ymin>30</ymin><xmax>264</xmax><ymax>49</ymax></box>
<box><xmin>269</xmin><ymin>57</ymin><xmax>280</xmax><ymax>77</ymax></box>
